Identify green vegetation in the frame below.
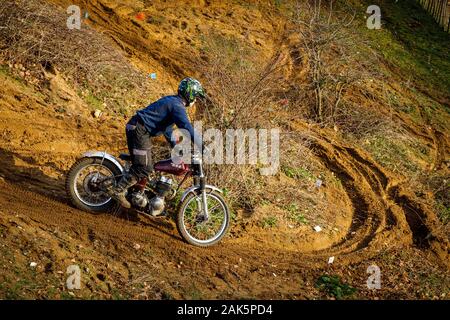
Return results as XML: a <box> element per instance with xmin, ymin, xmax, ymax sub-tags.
<box><xmin>59</xmin><ymin>291</ymin><xmax>76</xmax><ymax>300</ymax></box>
<box><xmin>111</xmin><ymin>288</ymin><xmax>131</xmax><ymax>300</ymax></box>
<box><xmin>0</xmin><ymin>64</ymin><xmax>26</xmax><ymax>87</ymax></box>
<box><xmin>285</xmin><ymin>203</ymin><xmax>308</xmax><ymax>225</ymax></box>
<box><xmin>261</xmin><ymin>216</ymin><xmax>278</xmax><ymax>229</ymax></box>
<box><xmin>329</xmin><ymin>174</ymin><xmax>343</xmax><ymax>189</ymax></box>
<box><xmin>84</xmin><ymin>92</ymin><xmax>104</xmax><ymax>111</ymax></box>
<box><xmin>185</xmin><ymin>285</ymin><xmax>203</xmax><ymax>300</ymax></box>
<box><xmin>436</xmin><ymin>202</ymin><xmax>450</xmax><ymax>225</ymax></box>
<box><xmin>0</xmin><ymin>276</ymin><xmax>41</xmax><ymax>299</ymax></box>
<box><xmin>360</xmin><ymin>0</ymin><xmax>450</xmax><ymax>97</ymax></box>
<box><xmin>0</xmin><ymin>64</ymin><xmax>9</xmax><ymax>76</ymax></box>
<box><xmin>365</xmin><ymin>134</ymin><xmax>419</xmax><ymax>175</ymax></box>
<box><xmin>316</xmin><ymin>275</ymin><xmax>357</xmax><ymax>299</ymax></box>
<box><xmin>282</xmin><ymin>165</ymin><xmax>314</xmax><ymax>181</ymax></box>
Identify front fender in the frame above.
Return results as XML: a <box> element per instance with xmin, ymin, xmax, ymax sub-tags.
<box><xmin>82</xmin><ymin>151</ymin><xmax>124</xmax><ymax>173</ymax></box>
<box><xmin>180</xmin><ymin>185</ymin><xmax>223</xmax><ymax>203</ymax></box>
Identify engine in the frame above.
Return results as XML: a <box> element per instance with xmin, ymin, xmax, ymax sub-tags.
<box><xmin>130</xmin><ymin>176</ymin><xmax>173</xmax><ymax>216</ymax></box>
<box><xmin>149</xmin><ymin>176</ymin><xmax>173</xmax><ymax>216</ymax></box>
<box><xmin>130</xmin><ymin>190</ymin><xmax>148</xmax><ymax>209</ymax></box>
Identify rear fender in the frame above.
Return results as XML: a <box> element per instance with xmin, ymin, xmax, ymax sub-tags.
<box><xmin>82</xmin><ymin>151</ymin><xmax>124</xmax><ymax>173</ymax></box>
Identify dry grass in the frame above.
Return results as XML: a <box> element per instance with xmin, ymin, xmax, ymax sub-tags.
<box><xmin>0</xmin><ymin>0</ymin><xmax>149</xmax><ymax>114</ymax></box>
<box><xmin>286</xmin><ymin>0</ymin><xmax>392</xmax><ymax>136</ymax></box>
<box><xmin>193</xmin><ymin>31</ymin><xmax>330</xmax><ymax>226</ymax></box>
<box><xmin>194</xmin><ymin>31</ymin><xmax>285</xmax><ymax>211</ymax></box>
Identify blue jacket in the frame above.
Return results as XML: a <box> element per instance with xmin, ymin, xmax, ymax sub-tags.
<box><xmin>136</xmin><ymin>95</ymin><xmax>202</xmax><ymax>148</ymax></box>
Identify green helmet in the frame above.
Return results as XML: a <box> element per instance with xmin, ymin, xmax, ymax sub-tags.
<box><xmin>178</xmin><ymin>77</ymin><xmax>206</xmax><ymax>105</ymax></box>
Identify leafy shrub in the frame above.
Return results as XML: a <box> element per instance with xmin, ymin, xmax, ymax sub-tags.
<box><xmin>316</xmin><ymin>275</ymin><xmax>357</xmax><ymax>299</ymax></box>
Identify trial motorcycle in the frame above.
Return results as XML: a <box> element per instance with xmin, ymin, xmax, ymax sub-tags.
<box><xmin>66</xmin><ymin>151</ymin><xmax>230</xmax><ymax>247</ymax></box>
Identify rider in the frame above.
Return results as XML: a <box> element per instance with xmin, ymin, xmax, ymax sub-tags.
<box><xmin>108</xmin><ymin>77</ymin><xmax>206</xmax><ymax>208</ymax></box>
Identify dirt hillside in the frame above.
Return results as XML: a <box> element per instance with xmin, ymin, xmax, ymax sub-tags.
<box><xmin>0</xmin><ymin>0</ymin><xmax>449</xmax><ymax>299</ymax></box>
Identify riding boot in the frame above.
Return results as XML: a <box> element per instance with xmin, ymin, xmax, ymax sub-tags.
<box><xmin>108</xmin><ymin>172</ymin><xmax>138</xmax><ymax>208</ymax></box>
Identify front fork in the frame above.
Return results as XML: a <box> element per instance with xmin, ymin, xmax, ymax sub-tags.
<box><xmin>200</xmin><ymin>178</ymin><xmax>209</xmax><ymax>220</ymax></box>
<box><xmin>194</xmin><ymin>167</ymin><xmax>209</xmax><ymax>220</ymax></box>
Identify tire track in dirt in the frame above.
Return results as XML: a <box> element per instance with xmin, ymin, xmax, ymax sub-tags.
<box><xmin>430</xmin><ymin>128</ymin><xmax>448</xmax><ymax>170</ymax></box>
<box><xmin>286</xmin><ymin>121</ymin><xmax>449</xmax><ymax>267</ymax></box>
<box><xmin>0</xmin><ymin>179</ymin><xmax>334</xmax><ymax>299</ymax></box>
<box><xmin>1</xmin><ymin>1</ymin><xmax>448</xmax><ymax>299</ymax></box>
<box><xmin>3</xmin><ymin>120</ymin><xmax>447</xmax><ymax>280</ymax></box>
<box><xmin>393</xmin><ymin>110</ymin><xmax>449</xmax><ymax>171</ymax></box>
<box><xmin>272</xmin><ymin>23</ymin><xmax>449</xmax><ymax>266</ymax></box>
<box><xmin>0</xmin><ymin>179</ymin><xmax>311</xmax><ymax>265</ymax></box>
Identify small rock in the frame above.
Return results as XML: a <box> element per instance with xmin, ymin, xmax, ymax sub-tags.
<box><xmin>93</xmin><ymin>109</ymin><xmax>102</xmax><ymax>118</ymax></box>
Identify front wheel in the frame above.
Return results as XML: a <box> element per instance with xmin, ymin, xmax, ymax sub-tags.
<box><xmin>176</xmin><ymin>190</ymin><xmax>230</xmax><ymax>247</ymax></box>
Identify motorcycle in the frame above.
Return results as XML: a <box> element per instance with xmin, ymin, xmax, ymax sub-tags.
<box><xmin>65</xmin><ymin>151</ymin><xmax>230</xmax><ymax>247</ymax></box>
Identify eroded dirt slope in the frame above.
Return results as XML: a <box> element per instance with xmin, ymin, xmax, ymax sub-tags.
<box><xmin>0</xmin><ymin>0</ymin><xmax>449</xmax><ymax>299</ymax></box>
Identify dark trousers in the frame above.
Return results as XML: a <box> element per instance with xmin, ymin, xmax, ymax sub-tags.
<box><xmin>126</xmin><ymin>115</ymin><xmax>152</xmax><ymax>179</ymax></box>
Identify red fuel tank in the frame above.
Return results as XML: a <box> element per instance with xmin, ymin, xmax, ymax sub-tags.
<box><xmin>154</xmin><ymin>159</ymin><xmax>189</xmax><ymax>176</ymax></box>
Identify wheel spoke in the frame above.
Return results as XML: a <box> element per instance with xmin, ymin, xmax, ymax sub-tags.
<box><xmin>182</xmin><ymin>193</ymin><xmax>228</xmax><ymax>243</ymax></box>
<box><xmin>73</xmin><ymin>164</ymin><xmax>114</xmax><ymax>207</ymax></box>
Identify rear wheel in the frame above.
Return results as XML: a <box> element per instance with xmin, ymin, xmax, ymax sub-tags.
<box><xmin>176</xmin><ymin>190</ymin><xmax>230</xmax><ymax>247</ymax></box>
<box><xmin>66</xmin><ymin>157</ymin><xmax>122</xmax><ymax>213</ymax></box>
